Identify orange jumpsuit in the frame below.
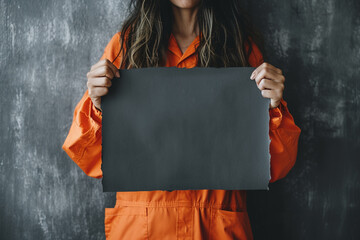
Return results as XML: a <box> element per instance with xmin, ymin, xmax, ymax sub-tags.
<box><xmin>62</xmin><ymin>32</ymin><xmax>301</xmax><ymax>240</ymax></box>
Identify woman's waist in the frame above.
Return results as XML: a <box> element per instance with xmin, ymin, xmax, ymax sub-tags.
<box><xmin>115</xmin><ymin>189</ymin><xmax>247</xmax><ymax>210</ymax></box>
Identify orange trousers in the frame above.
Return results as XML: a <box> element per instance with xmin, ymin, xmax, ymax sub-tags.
<box><xmin>105</xmin><ymin>196</ymin><xmax>253</xmax><ymax>239</ymax></box>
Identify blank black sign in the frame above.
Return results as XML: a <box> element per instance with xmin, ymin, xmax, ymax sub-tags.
<box><xmin>101</xmin><ymin>67</ymin><xmax>270</xmax><ymax>192</ymax></box>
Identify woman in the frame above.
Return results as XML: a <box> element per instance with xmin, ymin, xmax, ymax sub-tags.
<box><xmin>62</xmin><ymin>0</ymin><xmax>301</xmax><ymax>239</ymax></box>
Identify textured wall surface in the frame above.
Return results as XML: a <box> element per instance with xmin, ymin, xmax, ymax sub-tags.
<box><xmin>245</xmin><ymin>1</ymin><xmax>360</xmax><ymax>239</ymax></box>
<box><xmin>0</xmin><ymin>0</ymin><xmax>359</xmax><ymax>239</ymax></box>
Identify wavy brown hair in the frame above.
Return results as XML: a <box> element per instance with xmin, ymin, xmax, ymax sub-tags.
<box><xmin>114</xmin><ymin>0</ymin><xmax>265</xmax><ymax>68</ymax></box>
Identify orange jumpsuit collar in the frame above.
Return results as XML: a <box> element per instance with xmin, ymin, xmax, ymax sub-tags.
<box><xmin>168</xmin><ymin>32</ymin><xmax>201</xmax><ymax>64</ymax></box>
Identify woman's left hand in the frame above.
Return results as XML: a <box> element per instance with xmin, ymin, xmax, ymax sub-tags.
<box><xmin>250</xmin><ymin>62</ymin><xmax>285</xmax><ymax>109</ymax></box>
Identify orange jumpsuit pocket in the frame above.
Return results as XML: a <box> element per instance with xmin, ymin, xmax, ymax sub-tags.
<box><xmin>210</xmin><ymin>208</ymin><xmax>253</xmax><ymax>240</ymax></box>
<box><xmin>104</xmin><ymin>206</ymin><xmax>148</xmax><ymax>240</ymax></box>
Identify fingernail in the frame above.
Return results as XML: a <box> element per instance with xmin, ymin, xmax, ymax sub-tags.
<box><xmin>116</xmin><ymin>71</ymin><xmax>120</xmax><ymax>78</ymax></box>
<box><xmin>250</xmin><ymin>72</ymin><xmax>255</xmax><ymax>79</ymax></box>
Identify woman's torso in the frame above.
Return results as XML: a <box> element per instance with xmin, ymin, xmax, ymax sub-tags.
<box><xmin>102</xmin><ymin>31</ymin><xmax>262</xmax><ymax>239</ymax></box>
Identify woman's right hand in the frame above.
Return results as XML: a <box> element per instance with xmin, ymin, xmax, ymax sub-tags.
<box><xmin>86</xmin><ymin>59</ymin><xmax>120</xmax><ymax>111</ymax></box>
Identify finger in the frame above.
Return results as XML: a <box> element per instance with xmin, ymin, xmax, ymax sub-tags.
<box><xmin>261</xmin><ymin>89</ymin><xmax>277</xmax><ymax>99</ymax></box>
<box><xmin>90</xmin><ymin>59</ymin><xmax>110</xmax><ymax>71</ymax></box>
<box><xmin>105</xmin><ymin>61</ymin><xmax>120</xmax><ymax>78</ymax></box>
<box><xmin>254</xmin><ymin>68</ymin><xmax>285</xmax><ymax>85</ymax></box>
<box><xmin>87</xmin><ymin>77</ymin><xmax>112</xmax><ymax>88</ymax></box>
<box><xmin>258</xmin><ymin>78</ymin><xmax>284</xmax><ymax>91</ymax></box>
<box><xmin>90</xmin><ymin>59</ymin><xmax>120</xmax><ymax>78</ymax></box>
<box><xmin>262</xmin><ymin>63</ymin><xmax>282</xmax><ymax>74</ymax></box>
<box><xmin>90</xmin><ymin>59</ymin><xmax>107</xmax><ymax>72</ymax></box>
<box><xmin>261</xmin><ymin>89</ymin><xmax>283</xmax><ymax>100</ymax></box>
<box><xmin>87</xmin><ymin>65</ymin><xmax>115</xmax><ymax>79</ymax></box>
<box><xmin>88</xmin><ymin>86</ymin><xmax>109</xmax><ymax>98</ymax></box>
<box><xmin>251</xmin><ymin>62</ymin><xmax>282</xmax><ymax>79</ymax></box>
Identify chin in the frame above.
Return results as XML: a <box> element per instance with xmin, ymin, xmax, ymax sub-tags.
<box><xmin>170</xmin><ymin>0</ymin><xmax>201</xmax><ymax>9</ymax></box>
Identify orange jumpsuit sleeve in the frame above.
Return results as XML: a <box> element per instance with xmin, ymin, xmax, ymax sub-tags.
<box><xmin>248</xmin><ymin>40</ymin><xmax>302</xmax><ymax>183</ymax></box>
<box><xmin>61</xmin><ymin>32</ymin><xmax>121</xmax><ymax>179</ymax></box>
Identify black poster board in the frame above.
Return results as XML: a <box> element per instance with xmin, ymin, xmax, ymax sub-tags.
<box><xmin>101</xmin><ymin>67</ymin><xmax>270</xmax><ymax>192</ymax></box>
